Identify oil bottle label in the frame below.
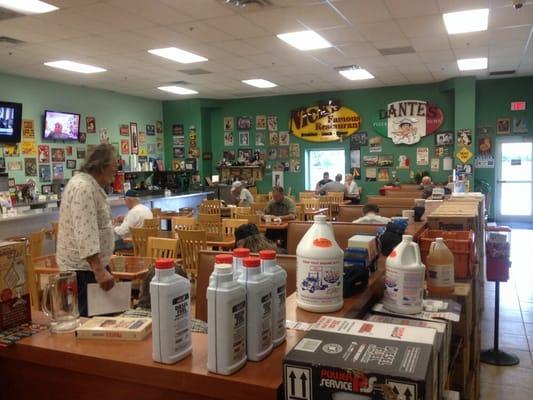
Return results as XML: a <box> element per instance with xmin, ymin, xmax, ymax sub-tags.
<box><xmin>427</xmin><ymin>264</ymin><xmax>454</xmax><ymax>287</ymax></box>
<box><xmin>261</xmin><ymin>292</ymin><xmax>272</xmax><ymax>351</ymax></box>
<box><xmin>171</xmin><ymin>293</ymin><xmax>190</xmax><ymax>353</ymax></box>
<box><xmin>232</xmin><ymin>300</ymin><xmax>246</xmax><ymax>363</ymax></box>
<box><xmin>384</xmin><ymin>268</ymin><xmax>424</xmax><ymax>308</ymax></box>
<box><xmin>275</xmin><ymin>285</ymin><xmax>286</xmax><ymax>337</ymax></box>
<box><xmin>297</xmin><ymin>258</ymin><xmax>342</xmax><ymax>304</ymax></box>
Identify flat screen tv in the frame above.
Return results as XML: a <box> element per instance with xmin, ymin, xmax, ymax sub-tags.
<box><xmin>43</xmin><ymin>110</ymin><xmax>80</xmax><ymax>141</ymax></box>
<box><xmin>0</xmin><ymin>101</ymin><xmax>23</xmax><ymax>143</ymax></box>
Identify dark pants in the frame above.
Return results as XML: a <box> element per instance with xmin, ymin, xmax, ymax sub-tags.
<box><xmin>75</xmin><ymin>267</ymin><xmax>110</xmax><ymax>317</ymax></box>
<box><xmin>265</xmin><ymin>229</ymin><xmax>288</xmax><ymax>250</ymax></box>
<box><xmin>114</xmin><ymin>238</ymin><xmax>133</xmax><ymax>251</ymax></box>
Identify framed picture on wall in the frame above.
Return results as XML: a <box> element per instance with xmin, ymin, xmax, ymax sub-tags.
<box><xmin>237</xmin><ymin>116</ymin><xmax>251</xmax><ymax>130</ymax></box>
<box><xmin>39</xmin><ymin>164</ymin><xmax>51</xmax><ymax>181</ymax></box>
<box><xmin>41</xmin><ymin>184</ymin><xmax>52</xmax><ymax>194</ymax></box>
<box><xmin>86</xmin><ymin>116</ymin><xmax>96</xmax><ymax>134</ymax></box>
<box><xmin>66</xmin><ymin>159</ymin><xmax>77</xmax><ymax>169</ymax></box>
<box><xmin>435</xmin><ymin>131</ymin><xmax>454</xmax><ymax>146</ymax></box>
<box><xmin>496</xmin><ymin>118</ymin><xmax>511</xmax><ymax>134</ymax></box>
<box><xmin>237</xmin><ymin>148</ymin><xmax>252</xmax><ymax>160</ymax></box>
<box><xmin>51</xmin><ymin>148</ymin><xmax>65</xmax><ymax>162</ymax></box>
<box><xmin>130</xmin><ymin>122</ymin><xmax>138</xmax><ymax>154</ymax></box>
<box><xmin>239</xmin><ymin>131</ymin><xmax>250</xmax><ymax>146</ymax></box>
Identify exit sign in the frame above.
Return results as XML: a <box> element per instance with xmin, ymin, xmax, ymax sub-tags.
<box><xmin>511</xmin><ymin>101</ymin><xmax>526</xmax><ymax>111</ymax></box>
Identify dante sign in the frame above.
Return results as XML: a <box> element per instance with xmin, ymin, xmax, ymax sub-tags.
<box><xmin>290</xmin><ymin>100</ymin><xmax>361</xmax><ymax>142</ymax></box>
<box><xmin>372</xmin><ymin>100</ymin><xmax>444</xmax><ymax>145</ymax></box>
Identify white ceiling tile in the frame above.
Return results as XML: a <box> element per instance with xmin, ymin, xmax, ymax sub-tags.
<box><xmin>490</xmin><ymin>4</ymin><xmax>533</xmax><ymax>29</ymax></box>
<box><xmin>449</xmin><ymin>31</ymin><xmax>490</xmax><ymax>49</ymax></box>
<box><xmin>213</xmin><ymin>39</ymin><xmax>268</xmax><ymax>57</ymax></box>
<box><xmin>490</xmin><ymin>42</ymin><xmax>526</xmax><ymax>57</ymax></box>
<box><xmin>403</xmin><ymin>71</ymin><xmax>435</xmax><ymax>82</ymax></box>
<box><xmin>318</xmin><ymin>26</ymin><xmax>366</xmax><ymax>46</ymax></box>
<box><xmin>488</xmin><ymin>56</ymin><xmax>520</xmax><ymax>69</ymax></box>
<box><xmin>292</xmin><ymin>3</ymin><xmax>349</xmax><ymax>30</ymax></box>
<box><xmin>411</xmin><ymin>35</ymin><xmax>452</xmax><ymax>51</ymax></box>
<box><xmin>26</xmin><ymin>9</ymin><xmax>118</xmax><ymax>35</ymax></box>
<box><xmin>337</xmin><ymin>42</ymin><xmax>382</xmax><ymax>57</ymax></box>
<box><xmin>386</xmin><ymin>53</ymin><xmax>425</xmax><ymax>66</ymax></box>
<box><xmin>426</xmin><ymin>61</ymin><xmax>459</xmax><ymax>74</ymax></box>
<box><xmin>385</xmin><ymin>0</ymin><xmax>440</xmax><ymax>18</ymax></box>
<box><xmin>174</xmin><ymin>22</ymin><xmax>236</xmax><ymax>43</ymax></box>
<box><xmin>242</xmin><ymin>9</ymin><xmax>306</xmax><ymax>35</ymax></box>
<box><xmin>357</xmin><ymin>21</ymin><xmax>407</xmax><ymax>42</ymax></box>
<box><xmin>73</xmin><ymin>3</ymin><xmax>156</xmax><ymax>31</ymax></box>
<box><xmin>205</xmin><ymin>15</ymin><xmax>269</xmax><ymax>39</ymax></box>
<box><xmin>418</xmin><ymin>49</ymin><xmax>457</xmax><ymax>63</ymax></box>
<box><xmin>333</xmin><ymin>0</ymin><xmax>393</xmax><ymax>24</ymax></box>
<box><xmin>108</xmin><ymin>0</ymin><xmax>195</xmax><ymax>25</ymax></box>
<box><xmin>437</xmin><ymin>0</ymin><xmax>490</xmax><ymax>13</ymax></box>
<box><xmin>490</xmin><ymin>26</ymin><xmax>533</xmax><ymax>45</ymax></box>
<box><xmin>453</xmin><ymin>46</ymin><xmax>489</xmax><ymax>58</ymax></box>
<box><xmin>371</xmin><ymin>39</ymin><xmax>414</xmax><ymax>50</ymax></box>
<box><xmin>159</xmin><ymin>0</ymin><xmax>235</xmax><ymax>19</ymax></box>
<box><xmin>397</xmin><ymin>15</ymin><xmax>448</xmax><ymax>38</ymax></box>
<box><xmin>395</xmin><ymin>63</ymin><xmax>431</xmax><ymax>74</ymax></box>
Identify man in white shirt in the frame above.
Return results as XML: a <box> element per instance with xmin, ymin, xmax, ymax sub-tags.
<box><xmin>56</xmin><ymin>144</ymin><xmax>116</xmax><ymax>316</ymax></box>
<box><xmin>114</xmin><ymin>190</ymin><xmax>153</xmax><ymax>250</ymax></box>
<box><xmin>230</xmin><ymin>181</ymin><xmax>254</xmax><ymax>206</ymax></box>
<box><xmin>353</xmin><ymin>204</ymin><xmax>391</xmax><ymax>225</ymax></box>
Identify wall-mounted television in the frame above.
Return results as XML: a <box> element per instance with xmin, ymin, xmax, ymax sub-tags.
<box><xmin>43</xmin><ymin>110</ymin><xmax>80</xmax><ymax>141</ymax></box>
<box><xmin>0</xmin><ymin>101</ymin><xmax>23</xmax><ymax>143</ymax></box>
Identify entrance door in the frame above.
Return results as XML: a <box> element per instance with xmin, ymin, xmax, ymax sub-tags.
<box><xmin>495</xmin><ymin>138</ymin><xmax>533</xmax><ymax>221</ymax></box>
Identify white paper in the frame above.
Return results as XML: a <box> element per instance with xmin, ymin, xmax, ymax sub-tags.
<box><xmin>87</xmin><ymin>282</ymin><xmax>131</xmax><ymax>316</ymax></box>
<box><xmin>443</xmin><ymin>156</ymin><xmax>453</xmax><ymax>171</ymax></box>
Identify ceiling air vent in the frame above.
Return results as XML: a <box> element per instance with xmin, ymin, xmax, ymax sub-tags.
<box><xmin>378</xmin><ymin>46</ymin><xmax>416</xmax><ymax>56</ymax></box>
<box><xmin>0</xmin><ymin>36</ymin><xmax>25</xmax><ymax>45</ymax></box>
<box><xmin>178</xmin><ymin>68</ymin><xmax>211</xmax><ymax>75</ymax></box>
<box><xmin>221</xmin><ymin>0</ymin><xmax>273</xmax><ymax>9</ymax></box>
<box><xmin>0</xmin><ymin>7</ymin><xmax>23</xmax><ymax>21</ymax></box>
<box><xmin>489</xmin><ymin>70</ymin><xmax>516</xmax><ymax>76</ymax></box>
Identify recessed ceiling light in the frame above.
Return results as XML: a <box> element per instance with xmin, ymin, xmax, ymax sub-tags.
<box><xmin>158</xmin><ymin>86</ymin><xmax>198</xmax><ymax>95</ymax></box>
<box><xmin>338</xmin><ymin>66</ymin><xmax>374</xmax><ymax>81</ymax></box>
<box><xmin>457</xmin><ymin>57</ymin><xmax>487</xmax><ymax>71</ymax></box>
<box><xmin>0</xmin><ymin>0</ymin><xmax>58</xmax><ymax>14</ymax></box>
<box><xmin>148</xmin><ymin>47</ymin><xmax>207</xmax><ymax>64</ymax></box>
<box><xmin>242</xmin><ymin>79</ymin><xmax>277</xmax><ymax>88</ymax></box>
<box><xmin>443</xmin><ymin>9</ymin><xmax>489</xmax><ymax>34</ymax></box>
<box><xmin>276</xmin><ymin>30</ymin><xmax>332</xmax><ymax>51</ymax></box>
<box><xmin>44</xmin><ymin>60</ymin><xmax>106</xmax><ymax>74</ymax></box>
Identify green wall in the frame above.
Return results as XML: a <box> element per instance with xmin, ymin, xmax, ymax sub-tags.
<box><xmin>0</xmin><ymin>73</ymin><xmax>163</xmax><ymax>191</ymax></box>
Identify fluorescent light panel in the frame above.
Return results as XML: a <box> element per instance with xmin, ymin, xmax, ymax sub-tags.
<box><xmin>457</xmin><ymin>57</ymin><xmax>488</xmax><ymax>71</ymax></box>
<box><xmin>0</xmin><ymin>0</ymin><xmax>58</xmax><ymax>14</ymax></box>
<box><xmin>242</xmin><ymin>79</ymin><xmax>277</xmax><ymax>88</ymax></box>
<box><xmin>443</xmin><ymin>8</ymin><xmax>489</xmax><ymax>34</ymax></box>
<box><xmin>44</xmin><ymin>60</ymin><xmax>106</xmax><ymax>74</ymax></box>
<box><xmin>276</xmin><ymin>30</ymin><xmax>332</xmax><ymax>51</ymax></box>
<box><xmin>338</xmin><ymin>67</ymin><xmax>374</xmax><ymax>81</ymax></box>
<box><xmin>158</xmin><ymin>86</ymin><xmax>198</xmax><ymax>95</ymax></box>
<box><xmin>148</xmin><ymin>47</ymin><xmax>207</xmax><ymax>64</ymax></box>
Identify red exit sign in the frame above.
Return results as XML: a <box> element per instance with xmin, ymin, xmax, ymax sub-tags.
<box><xmin>511</xmin><ymin>101</ymin><xmax>526</xmax><ymax>111</ymax></box>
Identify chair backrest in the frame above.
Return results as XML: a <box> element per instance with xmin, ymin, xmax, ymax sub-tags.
<box><xmin>337</xmin><ymin>205</ymin><xmax>404</xmax><ymax>222</ymax></box>
<box><xmin>327</xmin><ymin>192</ymin><xmax>345</xmax><ymax>203</ymax></box>
<box><xmin>267</xmin><ymin>192</ymin><xmax>273</xmax><ymax>201</ymax></box>
<box><xmin>319</xmin><ymin>195</ymin><xmax>336</xmax><ymax>220</ymax></box>
<box><xmin>222</xmin><ymin>218</ymin><xmax>249</xmax><ymax>238</ymax></box>
<box><xmin>246</xmin><ymin>214</ymin><xmax>262</xmax><ymax>227</ymax></box>
<box><xmin>198</xmin><ymin>199</ymin><xmax>221</xmax><ymax>215</ymax></box>
<box><xmin>29</xmin><ymin>230</ymin><xmax>45</xmax><ymax>260</ymax></box>
<box><xmin>248</xmin><ymin>186</ymin><xmax>258</xmax><ymax>197</ymax></box>
<box><xmin>197</xmin><ymin>213</ymin><xmax>222</xmax><ymax>237</ymax></box>
<box><xmin>147</xmin><ymin>237</ymin><xmax>179</xmax><ymax>259</ymax></box>
<box><xmin>142</xmin><ymin>218</ymin><xmax>160</xmax><ymax>229</ymax></box>
<box><xmin>366</xmin><ymin>196</ymin><xmax>416</xmax><ymax>208</ymax></box>
<box><xmin>255</xmin><ymin>194</ymin><xmax>269</xmax><ymax>202</ymax></box>
<box><xmin>177</xmin><ymin>229</ymin><xmax>207</xmax><ymax>279</ymax></box>
<box><xmin>151</xmin><ymin>208</ymin><xmax>162</xmax><ymax>217</ymax></box>
<box><xmin>51</xmin><ymin>222</ymin><xmax>59</xmax><ymax>247</ymax></box>
<box><xmin>130</xmin><ymin>227</ymin><xmax>159</xmax><ymax>257</ymax></box>
<box><xmin>231</xmin><ymin>206</ymin><xmax>252</xmax><ymax>218</ymax></box>
<box><xmin>299</xmin><ymin>191</ymin><xmax>316</xmax><ymax>200</ymax></box>
<box><xmin>302</xmin><ymin>197</ymin><xmax>320</xmax><ymax>210</ymax></box>
<box><xmin>171</xmin><ymin>216</ymin><xmax>197</xmax><ymax>232</ymax></box>
<box><xmin>295</xmin><ymin>204</ymin><xmax>305</xmax><ymax>221</ymax></box>
<box><xmin>251</xmin><ymin>202</ymin><xmax>268</xmax><ymax>214</ymax></box>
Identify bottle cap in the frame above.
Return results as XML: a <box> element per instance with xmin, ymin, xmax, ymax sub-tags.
<box><xmin>314</xmin><ymin>215</ymin><xmax>327</xmax><ymax>222</ymax></box>
<box><xmin>233</xmin><ymin>248</ymin><xmax>250</xmax><ymax>258</ymax></box>
<box><xmin>259</xmin><ymin>249</ymin><xmax>276</xmax><ymax>260</ymax></box>
<box><xmin>436</xmin><ymin>237</ymin><xmax>444</xmax><ymax>242</ymax></box>
<box><xmin>215</xmin><ymin>254</ymin><xmax>233</xmax><ymax>264</ymax></box>
<box><xmin>242</xmin><ymin>256</ymin><xmax>260</xmax><ymax>268</ymax></box>
<box><xmin>402</xmin><ymin>234</ymin><xmax>413</xmax><ymax>242</ymax></box>
<box><xmin>155</xmin><ymin>258</ymin><xmax>174</xmax><ymax>270</ymax></box>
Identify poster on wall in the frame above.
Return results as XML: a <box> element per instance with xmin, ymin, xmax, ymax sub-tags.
<box><xmin>272</xmin><ymin>170</ymin><xmax>283</xmax><ymax>188</ymax></box>
<box><xmin>377</xmin><ymin>167</ymin><xmax>389</xmax><ymax>181</ymax></box>
<box><xmin>121</xmin><ymin>140</ymin><xmax>130</xmax><ymax>154</ymax></box>
<box><xmin>224</xmin><ymin>117</ymin><xmax>233</xmax><ymax>131</ymax></box>
<box><xmin>456</xmin><ymin>129</ymin><xmax>472</xmax><ymax>146</ymax></box>
<box><xmin>350</xmin><ymin>131</ymin><xmax>368</xmax><ymax>148</ymax></box>
<box><xmin>78</xmin><ymin>131</ymin><xmax>86</xmax><ymax>144</ymax></box>
<box><xmin>513</xmin><ymin>117</ymin><xmax>528</xmax><ymax>134</ymax></box>
<box><xmin>496</xmin><ymin>118</ymin><xmax>511</xmax><ymax>135</ymax></box>
<box><xmin>269</xmin><ymin>131</ymin><xmax>279</xmax><ymax>146</ymax></box>
<box><xmin>435</xmin><ymin>131</ymin><xmax>454</xmax><ymax>146</ymax></box>
<box><xmin>3</xmin><ymin>144</ymin><xmax>19</xmax><ymax>156</ymax></box>
<box><xmin>86</xmin><ymin>117</ymin><xmax>96</xmax><ymax>134</ymax></box>
<box><xmin>224</xmin><ymin>132</ymin><xmax>234</xmax><ymax>146</ymax></box>
<box><xmin>239</xmin><ymin>131</ymin><xmax>250</xmax><ymax>146</ymax></box>
<box><xmin>351</xmin><ymin>167</ymin><xmax>361</xmax><ymax>180</ymax></box>
<box><xmin>237</xmin><ymin>116</ymin><xmax>251</xmax><ymax>130</ymax></box>
<box><xmin>267</xmin><ymin>116</ymin><xmax>278</xmax><ymax>131</ymax></box>
<box><xmin>53</xmin><ymin>163</ymin><xmax>64</xmax><ymax>180</ymax></box>
<box><xmin>365</xmin><ymin>167</ymin><xmax>377</xmax><ymax>182</ymax></box>
<box><xmin>21</xmin><ymin>140</ymin><xmax>37</xmax><ymax>156</ymax></box>
<box><xmin>268</xmin><ymin>148</ymin><xmax>278</xmax><ymax>160</ymax></box>
<box><xmin>255</xmin><ymin>132</ymin><xmax>266</xmax><ymax>146</ymax></box>
<box><xmin>430</xmin><ymin>158</ymin><xmax>440</xmax><ymax>172</ymax></box>
<box><xmin>443</xmin><ymin>156</ymin><xmax>453</xmax><ymax>170</ymax></box>
<box><xmin>377</xmin><ymin>155</ymin><xmax>393</xmax><ymax>167</ymax></box>
<box><xmin>77</xmin><ymin>147</ymin><xmax>86</xmax><ymax>159</ymax></box>
<box><xmin>369</xmin><ymin>136</ymin><xmax>382</xmax><ymax>153</ymax></box>
<box><xmin>39</xmin><ymin>164</ymin><xmax>51</xmax><ymax>182</ymax></box>
<box><xmin>256</xmin><ymin>115</ymin><xmax>266</xmax><ymax>130</ymax></box>
<box><xmin>147</xmin><ymin>144</ymin><xmax>156</xmax><ymax>155</ymax></box>
<box><xmin>290</xmin><ymin>159</ymin><xmax>300</xmax><ymax>172</ymax></box>
<box><xmin>289</xmin><ymin>143</ymin><xmax>300</xmax><ymax>158</ymax></box>
<box><xmin>478</xmin><ymin>136</ymin><xmax>492</xmax><ymax>155</ymax></box>
<box><xmin>66</xmin><ymin>160</ymin><xmax>77</xmax><ymax>169</ymax></box>
<box><xmin>279</xmin><ymin>131</ymin><xmax>290</xmax><ymax>146</ymax></box>
<box><xmin>38</xmin><ymin>145</ymin><xmax>50</xmax><ymax>163</ymax></box>
<box><xmin>278</xmin><ymin>147</ymin><xmax>289</xmax><ymax>159</ymax></box>
<box><xmin>24</xmin><ymin>158</ymin><xmax>37</xmax><ymax>176</ymax></box>
<box><xmin>99</xmin><ymin>128</ymin><xmax>109</xmax><ymax>144</ymax></box>
<box><xmin>456</xmin><ymin>146</ymin><xmax>473</xmax><ymax>164</ymax></box>
<box><xmin>130</xmin><ymin>122</ymin><xmax>138</xmax><ymax>155</ymax></box>
<box><xmin>172</xmin><ymin>124</ymin><xmax>184</xmax><ymax>136</ymax></box>
<box><xmin>119</xmin><ymin>124</ymin><xmax>129</xmax><ymax>136</ymax></box>
<box><xmin>51</xmin><ymin>148</ymin><xmax>65</xmax><ymax>162</ymax></box>
<box><xmin>477</xmin><ymin>126</ymin><xmax>493</xmax><ymax>135</ymax></box>
<box><xmin>363</xmin><ymin>155</ymin><xmax>378</xmax><ymax>166</ymax></box>
<box><xmin>416</xmin><ymin>147</ymin><xmax>429</xmax><ymax>166</ymax></box>
<box><xmin>146</xmin><ymin>124</ymin><xmax>155</xmax><ymax>136</ymax></box>
<box><xmin>434</xmin><ymin>146</ymin><xmax>450</xmax><ymax>157</ymax></box>
<box><xmin>7</xmin><ymin>160</ymin><xmax>22</xmax><ymax>171</ymax></box>
<box><xmin>139</xmin><ymin>132</ymin><xmax>146</xmax><ymax>145</ymax></box>
<box><xmin>398</xmin><ymin>155</ymin><xmax>410</xmax><ymax>169</ymax></box>
<box><xmin>350</xmin><ymin>150</ymin><xmax>361</xmax><ymax>168</ymax></box>
<box><xmin>22</xmin><ymin>119</ymin><xmax>35</xmax><ymax>138</ymax></box>
<box><xmin>156</xmin><ymin>121</ymin><xmax>163</xmax><ymax>134</ymax></box>
<box><xmin>475</xmin><ymin>155</ymin><xmax>495</xmax><ymax>168</ymax></box>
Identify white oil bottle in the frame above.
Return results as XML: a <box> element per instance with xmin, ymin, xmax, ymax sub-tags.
<box><xmin>259</xmin><ymin>250</ymin><xmax>287</xmax><ymax>347</ymax></box>
<box><xmin>383</xmin><ymin>235</ymin><xmax>426</xmax><ymax>314</ymax></box>
<box><xmin>238</xmin><ymin>256</ymin><xmax>273</xmax><ymax>361</ymax></box>
<box><xmin>233</xmin><ymin>247</ymin><xmax>250</xmax><ymax>279</ymax></box>
<box><xmin>207</xmin><ymin>254</ymin><xmax>247</xmax><ymax>375</ymax></box>
<box><xmin>296</xmin><ymin>214</ymin><xmax>344</xmax><ymax>313</ymax></box>
<box><xmin>150</xmin><ymin>258</ymin><xmax>192</xmax><ymax>364</ymax></box>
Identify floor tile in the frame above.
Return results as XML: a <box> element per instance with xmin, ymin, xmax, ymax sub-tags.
<box><xmin>481</xmin><ymin>319</ymin><xmax>526</xmax><ymax>336</ymax></box>
<box><xmin>480</xmin><ymin>382</ymin><xmax>533</xmax><ymax>400</ymax></box>
<box><xmin>480</xmin><ymin>365</ymin><xmax>533</xmax><ymax>389</ymax></box>
<box><xmin>481</xmin><ymin>333</ymin><xmax>530</xmax><ymax>351</ymax></box>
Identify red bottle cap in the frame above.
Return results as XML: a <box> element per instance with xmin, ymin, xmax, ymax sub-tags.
<box><xmin>215</xmin><ymin>254</ymin><xmax>233</xmax><ymax>264</ymax></box>
<box><xmin>242</xmin><ymin>257</ymin><xmax>260</xmax><ymax>268</ymax></box>
<box><xmin>233</xmin><ymin>248</ymin><xmax>250</xmax><ymax>258</ymax></box>
<box><xmin>259</xmin><ymin>250</ymin><xmax>276</xmax><ymax>260</ymax></box>
<box><xmin>155</xmin><ymin>259</ymin><xmax>174</xmax><ymax>269</ymax></box>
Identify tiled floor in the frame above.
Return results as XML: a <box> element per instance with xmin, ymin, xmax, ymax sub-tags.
<box><xmin>480</xmin><ymin>229</ymin><xmax>533</xmax><ymax>399</ymax></box>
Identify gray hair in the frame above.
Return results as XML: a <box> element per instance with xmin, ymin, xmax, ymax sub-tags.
<box><xmin>345</xmin><ymin>173</ymin><xmax>353</xmax><ymax>180</ymax></box>
<box><xmin>79</xmin><ymin>144</ymin><xmax>116</xmax><ymax>175</ymax></box>
<box><xmin>335</xmin><ymin>173</ymin><xmax>342</xmax><ymax>182</ymax></box>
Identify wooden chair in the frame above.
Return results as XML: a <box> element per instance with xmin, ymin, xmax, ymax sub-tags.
<box><xmin>151</xmin><ymin>208</ymin><xmax>162</xmax><ymax>217</ymax></box>
<box><xmin>302</xmin><ymin>197</ymin><xmax>320</xmax><ymax>210</ymax></box>
<box><xmin>248</xmin><ymin>186</ymin><xmax>258</xmax><ymax>197</ymax></box>
<box><xmin>222</xmin><ymin>218</ymin><xmax>248</xmax><ymax>239</ymax></box>
<box><xmin>295</xmin><ymin>204</ymin><xmax>305</xmax><ymax>221</ymax></box>
<box><xmin>299</xmin><ymin>191</ymin><xmax>316</xmax><ymax>200</ymax></box>
<box><xmin>326</xmin><ymin>192</ymin><xmax>345</xmax><ymax>219</ymax></box>
<box><xmin>251</xmin><ymin>202</ymin><xmax>268</xmax><ymax>215</ymax></box>
<box><xmin>255</xmin><ymin>194</ymin><xmax>269</xmax><ymax>202</ymax></box>
<box><xmin>198</xmin><ymin>199</ymin><xmax>221</xmax><ymax>215</ymax></box>
<box><xmin>172</xmin><ymin>216</ymin><xmax>197</xmax><ymax>231</ymax></box>
<box><xmin>267</xmin><ymin>192</ymin><xmax>273</xmax><ymax>201</ymax></box>
<box><xmin>28</xmin><ymin>230</ymin><xmax>45</xmax><ymax>260</ymax></box>
<box><xmin>130</xmin><ymin>227</ymin><xmax>159</xmax><ymax>257</ymax></box>
<box><xmin>177</xmin><ymin>229</ymin><xmax>207</xmax><ymax>280</ymax></box>
<box><xmin>230</xmin><ymin>207</ymin><xmax>251</xmax><ymax>218</ymax></box>
<box><xmin>51</xmin><ymin>222</ymin><xmax>59</xmax><ymax>247</ymax></box>
<box><xmin>197</xmin><ymin>213</ymin><xmax>222</xmax><ymax>238</ymax></box>
<box><xmin>319</xmin><ymin>195</ymin><xmax>336</xmax><ymax>220</ymax></box>
<box><xmin>147</xmin><ymin>237</ymin><xmax>180</xmax><ymax>259</ymax></box>
<box><xmin>142</xmin><ymin>218</ymin><xmax>160</xmax><ymax>229</ymax></box>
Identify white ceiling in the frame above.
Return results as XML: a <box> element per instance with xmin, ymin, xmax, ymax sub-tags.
<box><xmin>0</xmin><ymin>0</ymin><xmax>532</xmax><ymax>100</ymax></box>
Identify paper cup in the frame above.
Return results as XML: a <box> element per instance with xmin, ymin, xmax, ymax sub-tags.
<box><xmin>402</xmin><ymin>209</ymin><xmax>415</xmax><ymax>224</ymax></box>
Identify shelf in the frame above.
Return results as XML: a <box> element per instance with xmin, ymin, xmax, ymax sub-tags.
<box><xmin>217</xmin><ymin>165</ymin><xmax>263</xmax><ymax>169</ymax></box>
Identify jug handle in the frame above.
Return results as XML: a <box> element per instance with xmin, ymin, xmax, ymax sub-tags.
<box><xmin>429</xmin><ymin>241</ymin><xmax>436</xmax><ymax>254</ymax></box>
<box><xmin>42</xmin><ymin>282</ymin><xmax>53</xmax><ymax>317</ymax></box>
<box><xmin>412</xmin><ymin>242</ymin><xmax>422</xmax><ymax>265</ymax></box>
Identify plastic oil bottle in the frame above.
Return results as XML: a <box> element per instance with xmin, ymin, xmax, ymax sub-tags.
<box><xmin>259</xmin><ymin>250</ymin><xmax>287</xmax><ymax>347</ymax></box>
<box><xmin>207</xmin><ymin>254</ymin><xmax>247</xmax><ymax>375</ymax></box>
<box><xmin>233</xmin><ymin>248</ymin><xmax>250</xmax><ymax>279</ymax></box>
<box><xmin>150</xmin><ymin>258</ymin><xmax>192</xmax><ymax>364</ymax></box>
<box><xmin>238</xmin><ymin>256</ymin><xmax>273</xmax><ymax>361</ymax></box>
<box><xmin>296</xmin><ymin>214</ymin><xmax>344</xmax><ymax>313</ymax></box>
<box><xmin>383</xmin><ymin>235</ymin><xmax>425</xmax><ymax>315</ymax></box>
<box><xmin>426</xmin><ymin>237</ymin><xmax>455</xmax><ymax>295</ymax></box>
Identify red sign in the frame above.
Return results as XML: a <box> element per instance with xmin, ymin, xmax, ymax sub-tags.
<box><xmin>511</xmin><ymin>101</ymin><xmax>526</xmax><ymax>111</ymax></box>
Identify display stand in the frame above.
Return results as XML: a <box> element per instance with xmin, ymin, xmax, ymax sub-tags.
<box><xmin>480</xmin><ymin>226</ymin><xmax>519</xmax><ymax>366</ymax></box>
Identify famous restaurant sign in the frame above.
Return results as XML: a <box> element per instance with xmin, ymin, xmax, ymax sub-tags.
<box><xmin>289</xmin><ymin>100</ymin><xmax>361</xmax><ymax>142</ymax></box>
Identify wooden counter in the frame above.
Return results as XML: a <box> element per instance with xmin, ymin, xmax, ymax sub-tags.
<box><xmin>0</xmin><ymin>266</ymin><xmax>384</xmax><ymax>400</ymax></box>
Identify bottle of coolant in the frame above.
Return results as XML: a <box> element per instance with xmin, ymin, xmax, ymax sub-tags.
<box><xmin>238</xmin><ymin>256</ymin><xmax>273</xmax><ymax>361</ymax></box>
<box><xmin>427</xmin><ymin>237</ymin><xmax>455</xmax><ymax>295</ymax></box>
<box><xmin>233</xmin><ymin>248</ymin><xmax>250</xmax><ymax>279</ymax></box>
<box><xmin>296</xmin><ymin>214</ymin><xmax>344</xmax><ymax>313</ymax></box>
<box><xmin>151</xmin><ymin>258</ymin><xmax>192</xmax><ymax>364</ymax></box>
<box><xmin>207</xmin><ymin>254</ymin><xmax>247</xmax><ymax>375</ymax></box>
<box><xmin>259</xmin><ymin>250</ymin><xmax>287</xmax><ymax>347</ymax></box>
<box><xmin>383</xmin><ymin>235</ymin><xmax>425</xmax><ymax>315</ymax></box>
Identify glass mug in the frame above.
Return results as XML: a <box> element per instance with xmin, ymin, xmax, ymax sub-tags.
<box><xmin>42</xmin><ymin>271</ymin><xmax>80</xmax><ymax>333</ymax></box>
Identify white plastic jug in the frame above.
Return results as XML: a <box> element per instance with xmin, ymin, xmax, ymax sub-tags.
<box><xmin>238</xmin><ymin>256</ymin><xmax>273</xmax><ymax>361</ymax></box>
<box><xmin>296</xmin><ymin>214</ymin><xmax>344</xmax><ymax>313</ymax></box>
<box><xmin>233</xmin><ymin>248</ymin><xmax>250</xmax><ymax>280</ymax></box>
<box><xmin>151</xmin><ymin>258</ymin><xmax>192</xmax><ymax>364</ymax></box>
<box><xmin>207</xmin><ymin>254</ymin><xmax>247</xmax><ymax>375</ymax></box>
<box><xmin>259</xmin><ymin>250</ymin><xmax>287</xmax><ymax>347</ymax></box>
<box><xmin>383</xmin><ymin>235</ymin><xmax>425</xmax><ymax>315</ymax></box>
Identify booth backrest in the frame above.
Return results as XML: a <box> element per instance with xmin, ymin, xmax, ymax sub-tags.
<box><xmin>286</xmin><ymin>221</ymin><xmax>384</xmax><ymax>255</ymax></box>
<box><xmin>196</xmin><ymin>251</ymin><xmax>297</xmax><ymax>322</ymax></box>
<box><xmin>384</xmin><ymin>190</ymin><xmax>423</xmax><ymax>198</ymax></box>
<box><xmin>336</xmin><ymin>205</ymin><xmax>405</xmax><ymax>221</ymax></box>
<box><xmin>366</xmin><ymin>196</ymin><xmax>416</xmax><ymax>208</ymax></box>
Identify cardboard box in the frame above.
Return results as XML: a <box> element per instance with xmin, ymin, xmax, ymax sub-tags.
<box><xmin>0</xmin><ymin>241</ymin><xmax>30</xmax><ymax>331</ymax></box>
<box><xmin>365</xmin><ymin>313</ymin><xmax>449</xmax><ymax>400</ymax></box>
<box><xmin>283</xmin><ymin>316</ymin><xmax>437</xmax><ymax>400</ymax></box>
<box><xmin>75</xmin><ymin>317</ymin><xmax>152</xmax><ymax>341</ymax></box>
